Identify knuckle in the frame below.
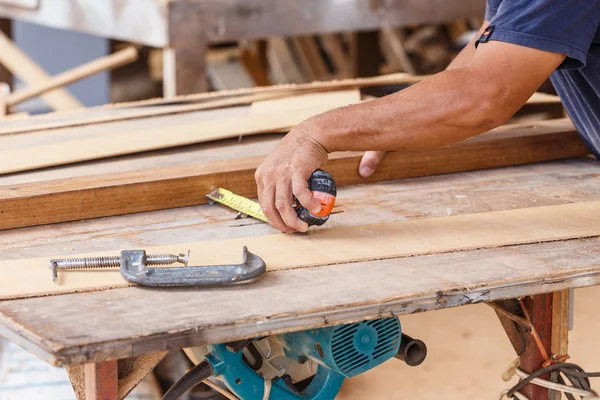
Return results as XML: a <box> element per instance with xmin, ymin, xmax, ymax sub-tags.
<box><xmin>275</xmin><ymin>197</ymin><xmax>288</xmax><ymax>211</ymax></box>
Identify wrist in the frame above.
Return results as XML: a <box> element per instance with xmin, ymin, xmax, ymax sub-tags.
<box><xmin>302</xmin><ymin>108</ymin><xmax>347</xmax><ymax>153</ymax></box>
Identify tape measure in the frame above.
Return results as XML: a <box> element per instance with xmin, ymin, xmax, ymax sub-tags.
<box><xmin>206</xmin><ymin>170</ymin><xmax>337</xmax><ymax>227</ymax></box>
<box><xmin>206</xmin><ymin>187</ymin><xmax>268</xmax><ymax>223</ymax></box>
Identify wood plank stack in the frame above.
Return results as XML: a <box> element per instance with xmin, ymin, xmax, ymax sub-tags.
<box><xmin>0</xmin><ymin>72</ymin><xmax>586</xmax><ymax>232</ymax></box>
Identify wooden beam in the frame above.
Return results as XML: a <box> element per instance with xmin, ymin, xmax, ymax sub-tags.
<box><xmin>164</xmin><ymin>2</ymin><xmax>208</xmax><ymax>95</ymax></box>
<box><xmin>84</xmin><ymin>361</ymin><xmax>118</xmax><ymax>400</ymax></box>
<box><xmin>0</xmin><ymin>18</ymin><xmax>11</xmax><ymax>89</ymax></box>
<box><xmin>0</xmin><ymin>119</ymin><xmax>588</xmax><ymax>231</ymax></box>
<box><xmin>6</xmin><ymin>47</ymin><xmax>138</xmax><ymax>107</ymax></box>
<box><xmin>0</xmin><ymin>90</ymin><xmax>361</xmax><ymax>174</ymax></box>
<box><xmin>519</xmin><ymin>295</ymin><xmax>553</xmax><ymax>400</ymax></box>
<box><xmin>68</xmin><ymin>352</ymin><xmax>167</xmax><ymax>400</ymax></box>
<box><xmin>550</xmin><ymin>290</ymin><xmax>570</xmax><ymax>400</ymax></box>
<box><xmin>320</xmin><ymin>34</ymin><xmax>353</xmax><ymax>78</ymax></box>
<box><xmin>0</xmin><ymin>28</ymin><xmax>81</xmax><ymax>111</ymax></box>
<box><xmin>171</xmin><ymin>0</ymin><xmax>485</xmax><ymax>43</ymax></box>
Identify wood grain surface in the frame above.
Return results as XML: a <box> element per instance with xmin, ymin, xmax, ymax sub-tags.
<box><xmin>0</xmin><ymin>158</ymin><xmax>599</xmax><ymax>365</ymax></box>
<box><xmin>0</xmin><ymin>119</ymin><xmax>588</xmax><ymax>230</ymax></box>
<box><xmin>2</xmin><ymin>200</ymin><xmax>599</xmax><ymax>300</ymax></box>
<box><xmin>0</xmin><ymin>90</ymin><xmax>360</xmax><ymax>174</ymax></box>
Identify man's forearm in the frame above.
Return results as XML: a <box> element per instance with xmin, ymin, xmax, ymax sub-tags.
<box><xmin>312</xmin><ymin>65</ymin><xmax>509</xmax><ymax>153</ymax></box>
<box><xmin>311</xmin><ymin>22</ymin><xmax>506</xmax><ymax>153</ymax></box>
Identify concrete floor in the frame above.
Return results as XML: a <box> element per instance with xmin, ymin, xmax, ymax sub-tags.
<box><xmin>338</xmin><ymin>286</ymin><xmax>600</xmax><ymax>399</ymax></box>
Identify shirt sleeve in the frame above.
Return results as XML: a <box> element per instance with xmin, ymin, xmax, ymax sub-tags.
<box><xmin>485</xmin><ymin>0</ymin><xmax>502</xmax><ymax>22</ymax></box>
<box><xmin>476</xmin><ymin>0</ymin><xmax>600</xmax><ymax>70</ymax></box>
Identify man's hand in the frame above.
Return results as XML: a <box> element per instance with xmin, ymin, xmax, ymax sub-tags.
<box><xmin>255</xmin><ymin>118</ymin><xmax>327</xmax><ymax>233</ymax></box>
<box><xmin>258</xmin><ymin>33</ymin><xmax>565</xmax><ymax>232</ymax></box>
<box><xmin>359</xmin><ymin>151</ymin><xmax>387</xmax><ymax>178</ymax></box>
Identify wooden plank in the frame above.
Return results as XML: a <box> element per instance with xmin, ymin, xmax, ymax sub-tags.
<box><xmin>268</xmin><ymin>37</ymin><xmax>306</xmax><ymax>84</ymax></box>
<box><xmin>168</xmin><ymin>0</ymin><xmax>485</xmax><ymax>44</ymax></box>
<box><xmin>320</xmin><ymin>34</ymin><xmax>353</xmax><ymax>78</ymax></box>
<box><xmin>0</xmin><ymin>158</ymin><xmax>598</xmax><ymax>363</ymax></box>
<box><xmin>6</xmin><ymin>47</ymin><xmax>138</xmax><ymax>107</ymax></box>
<box><xmin>0</xmin><ymin>237</ymin><xmax>599</xmax><ymax>366</ymax></box>
<box><xmin>2</xmin><ymin>72</ymin><xmax>561</xmax><ymax>136</ymax></box>
<box><xmin>163</xmin><ymin>41</ymin><xmax>207</xmax><ymax>96</ymax></box>
<box><xmin>519</xmin><ymin>294</ymin><xmax>553</xmax><ymax>400</ymax></box>
<box><xmin>0</xmin><ymin>119</ymin><xmax>587</xmax><ymax>230</ymax></box>
<box><xmin>291</xmin><ymin>37</ymin><xmax>331</xmax><ymax>81</ymax></box>
<box><xmin>551</xmin><ymin>290</ymin><xmax>569</xmax><ymax>358</ymax></box>
<box><xmin>0</xmin><ymin>81</ymin><xmax>7</xmax><ymax>117</ymax></box>
<box><xmin>240</xmin><ymin>42</ymin><xmax>271</xmax><ymax>86</ymax></box>
<box><xmin>0</xmin><ymin>19</ymin><xmax>11</xmax><ymax>89</ymax></box>
<box><xmin>0</xmin><ymin>28</ymin><xmax>81</xmax><ymax>110</ymax></box>
<box><xmin>549</xmin><ymin>290</ymin><xmax>570</xmax><ymax>400</ymax></box>
<box><xmin>0</xmin><ymin>72</ymin><xmax>427</xmax><ymax>136</ymax></box>
<box><xmin>0</xmin><ymin>90</ymin><xmax>361</xmax><ymax>174</ymax></box>
<box><xmin>0</xmin><ymin>0</ymin><xmax>168</xmax><ymax>47</ymax></box>
<box><xmin>84</xmin><ymin>361</ymin><xmax>118</xmax><ymax>400</ymax></box>
<box><xmin>1</xmin><ymin>157</ymin><xmax>598</xmax><ymax>258</ymax></box>
<box><xmin>1</xmin><ymin>200</ymin><xmax>600</xmax><ymax>300</ymax></box>
<box><xmin>0</xmin><ymin>0</ymin><xmax>38</xmax><ymax>10</ymax></box>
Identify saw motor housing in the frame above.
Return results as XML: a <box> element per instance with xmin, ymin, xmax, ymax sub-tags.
<box><xmin>200</xmin><ymin>317</ymin><xmax>403</xmax><ymax>400</ymax></box>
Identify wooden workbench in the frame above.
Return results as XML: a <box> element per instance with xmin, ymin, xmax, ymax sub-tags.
<box><xmin>0</xmin><ymin>153</ymin><xmax>599</xmax><ymax>399</ymax></box>
<box><xmin>0</xmin><ymin>0</ymin><xmax>485</xmax><ymax>95</ymax></box>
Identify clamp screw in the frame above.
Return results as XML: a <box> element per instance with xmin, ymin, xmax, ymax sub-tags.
<box><xmin>49</xmin><ymin>250</ymin><xmax>190</xmax><ymax>283</ymax></box>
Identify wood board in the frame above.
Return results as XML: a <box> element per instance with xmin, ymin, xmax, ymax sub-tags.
<box><xmin>1</xmin><ymin>159</ymin><xmax>600</xmax><ymax>366</ymax></box>
<box><xmin>0</xmin><ymin>67</ymin><xmax>560</xmax><ymax>137</ymax></box>
<box><xmin>2</xmin><ymin>237</ymin><xmax>600</xmax><ymax>366</ymax></box>
<box><xmin>0</xmin><ymin>73</ymin><xmax>421</xmax><ymax>135</ymax></box>
<box><xmin>0</xmin><ymin>118</ymin><xmax>588</xmax><ymax>231</ymax></box>
<box><xmin>2</xmin><ymin>200</ymin><xmax>600</xmax><ymax>300</ymax></box>
<box><xmin>0</xmin><ymin>90</ymin><xmax>361</xmax><ymax>174</ymax></box>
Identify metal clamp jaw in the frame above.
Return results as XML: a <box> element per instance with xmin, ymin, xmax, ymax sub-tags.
<box><xmin>120</xmin><ymin>246</ymin><xmax>266</xmax><ymax>287</ymax></box>
<box><xmin>50</xmin><ymin>247</ymin><xmax>266</xmax><ymax>287</ymax></box>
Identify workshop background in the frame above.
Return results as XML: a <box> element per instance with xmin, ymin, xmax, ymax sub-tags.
<box><xmin>0</xmin><ymin>3</ymin><xmax>594</xmax><ymax>400</ymax></box>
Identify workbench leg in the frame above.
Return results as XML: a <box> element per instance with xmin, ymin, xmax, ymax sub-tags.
<box><xmin>496</xmin><ymin>291</ymin><xmax>569</xmax><ymax>400</ymax></box>
<box><xmin>519</xmin><ymin>294</ymin><xmax>553</xmax><ymax>400</ymax></box>
<box><xmin>163</xmin><ymin>43</ymin><xmax>207</xmax><ymax>97</ymax></box>
<box><xmin>164</xmin><ymin>2</ymin><xmax>208</xmax><ymax>97</ymax></box>
<box><xmin>549</xmin><ymin>290</ymin><xmax>570</xmax><ymax>400</ymax></box>
<box><xmin>84</xmin><ymin>360</ymin><xmax>118</xmax><ymax>400</ymax></box>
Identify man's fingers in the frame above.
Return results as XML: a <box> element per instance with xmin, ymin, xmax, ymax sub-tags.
<box><xmin>359</xmin><ymin>151</ymin><xmax>387</xmax><ymax>178</ymax></box>
<box><xmin>276</xmin><ymin>181</ymin><xmax>309</xmax><ymax>232</ymax></box>
<box><xmin>260</xmin><ymin>184</ymin><xmax>294</xmax><ymax>233</ymax></box>
<box><xmin>292</xmin><ymin>174</ymin><xmax>321</xmax><ymax>214</ymax></box>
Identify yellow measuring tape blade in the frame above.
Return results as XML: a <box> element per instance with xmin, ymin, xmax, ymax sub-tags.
<box><xmin>206</xmin><ymin>188</ymin><xmax>268</xmax><ymax>223</ymax></box>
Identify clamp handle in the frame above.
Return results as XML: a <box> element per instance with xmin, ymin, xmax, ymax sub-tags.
<box><xmin>120</xmin><ymin>247</ymin><xmax>266</xmax><ymax>287</ymax></box>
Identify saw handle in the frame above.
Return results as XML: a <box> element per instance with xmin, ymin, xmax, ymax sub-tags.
<box><xmin>295</xmin><ymin>169</ymin><xmax>337</xmax><ymax>227</ymax></box>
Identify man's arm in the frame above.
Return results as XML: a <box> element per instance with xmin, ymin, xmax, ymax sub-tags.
<box><xmin>359</xmin><ymin>22</ymin><xmax>489</xmax><ymax>177</ymax></box>
<box><xmin>255</xmin><ymin>40</ymin><xmax>566</xmax><ymax>233</ymax></box>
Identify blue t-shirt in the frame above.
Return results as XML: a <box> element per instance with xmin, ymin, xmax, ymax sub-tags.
<box><xmin>481</xmin><ymin>0</ymin><xmax>600</xmax><ymax>158</ymax></box>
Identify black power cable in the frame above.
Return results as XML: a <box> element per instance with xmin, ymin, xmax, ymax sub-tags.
<box><xmin>162</xmin><ymin>360</ymin><xmax>214</xmax><ymax>400</ymax></box>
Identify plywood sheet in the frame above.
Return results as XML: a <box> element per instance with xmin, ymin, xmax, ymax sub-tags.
<box><xmin>2</xmin><ymin>200</ymin><xmax>599</xmax><ymax>300</ymax></box>
<box><xmin>0</xmin><ymin>90</ymin><xmax>360</xmax><ymax>174</ymax></box>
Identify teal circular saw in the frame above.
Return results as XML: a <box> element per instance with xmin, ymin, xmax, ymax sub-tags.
<box><xmin>164</xmin><ymin>317</ymin><xmax>426</xmax><ymax>400</ymax></box>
